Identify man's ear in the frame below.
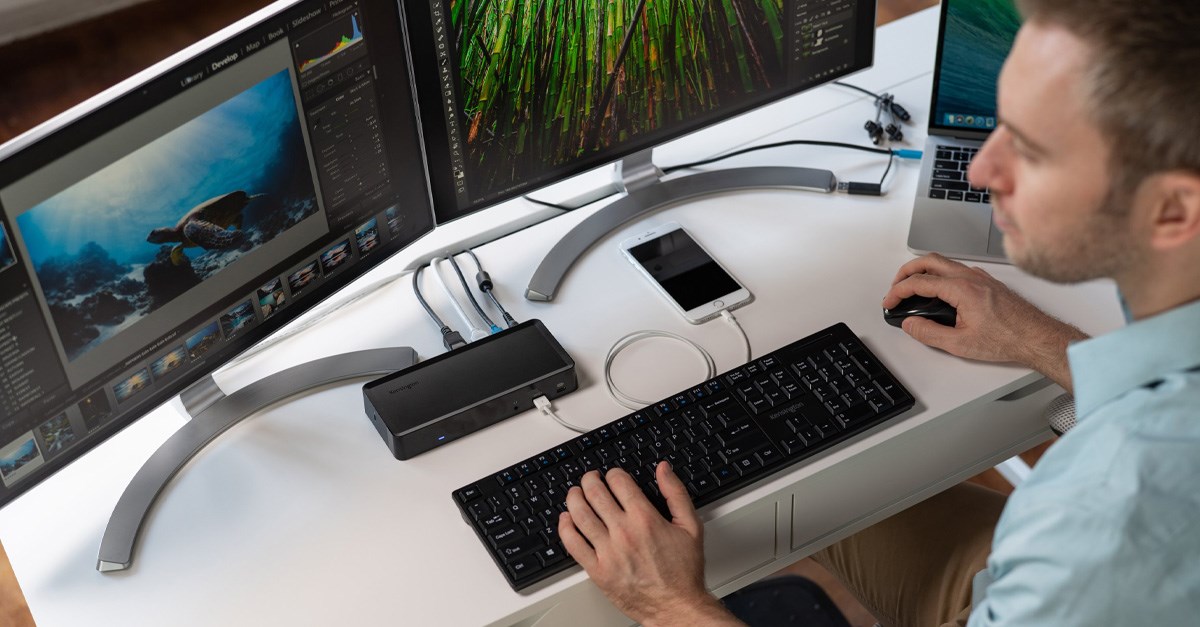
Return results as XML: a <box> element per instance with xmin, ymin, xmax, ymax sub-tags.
<box><xmin>1146</xmin><ymin>171</ymin><xmax>1200</xmax><ymax>252</ymax></box>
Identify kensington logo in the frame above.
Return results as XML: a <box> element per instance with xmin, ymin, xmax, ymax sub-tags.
<box><xmin>389</xmin><ymin>381</ymin><xmax>420</xmax><ymax>394</ymax></box>
<box><xmin>768</xmin><ymin>404</ymin><xmax>802</xmax><ymax>421</ymax></box>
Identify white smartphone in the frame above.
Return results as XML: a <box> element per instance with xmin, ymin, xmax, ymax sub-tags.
<box><xmin>620</xmin><ymin>222</ymin><xmax>753</xmax><ymax>324</ymax></box>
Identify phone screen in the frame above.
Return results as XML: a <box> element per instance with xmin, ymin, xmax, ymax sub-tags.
<box><xmin>629</xmin><ymin>229</ymin><xmax>741</xmax><ymax>311</ymax></box>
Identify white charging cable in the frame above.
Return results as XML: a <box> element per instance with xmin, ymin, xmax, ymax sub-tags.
<box><xmin>430</xmin><ymin>256</ymin><xmax>489</xmax><ymax>341</ymax></box>
<box><xmin>533</xmin><ymin>395</ymin><xmax>589</xmax><ymax>433</ymax></box>
<box><xmin>604</xmin><ymin>309</ymin><xmax>752</xmax><ymax>411</ymax></box>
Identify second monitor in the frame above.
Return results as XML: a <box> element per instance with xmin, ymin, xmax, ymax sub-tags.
<box><xmin>404</xmin><ymin>0</ymin><xmax>877</xmax><ymax>225</ymax></box>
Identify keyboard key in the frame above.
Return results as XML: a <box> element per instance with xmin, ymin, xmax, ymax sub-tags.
<box><xmin>711</xmin><ymin>465</ymin><xmax>740</xmax><ymax>486</ymax></box>
<box><xmin>488</xmin><ymin>526</ymin><xmax>524</xmax><ymax>548</ymax></box>
<box><xmin>947</xmin><ymin>190</ymin><xmax>965</xmax><ymax>201</ymax></box>
<box><xmin>731</xmin><ymin>455</ymin><xmax>761</xmax><ymax>474</ymax></box>
<box><xmin>966</xmin><ymin>192</ymin><xmax>982</xmax><ymax>203</ymax></box>
<box><xmin>746</xmin><ymin>396</ymin><xmax>770</xmax><ymax>414</ymax></box>
<box><xmin>810</xmin><ymin>416</ymin><xmax>841</xmax><ymax>437</ymax></box>
<box><xmin>700</xmin><ymin>395</ymin><xmax>737</xmax><ymax>417</ymax></box>
<box><xmin>716</xmin><ymin>419</ymin><xmax>756</xmax><ymax>444</ymax></box>
<box><xmin>505</xmin><ymin>485</ymin><xmax>527</xmax><ymax>502</ymax></box>
<box><xmin>834</xmin><ymin>404</ymin><xmax>874</xmax><ymax>428</ymax></box>
<box><xmin>688</xmin><ymin>475</ymin><xmax>717</xmax><ymax>497</ymax></box>
<box><xmin>506</xmin><ymin>554</ymin><xmax>542</xmax><ymax>580</ymax></box>
<box><xmin>931</xmin><ymin>179</ymin><xmax>969</xmax><ymax>191</ymax></box>
<box><xmin>469</xmin><ymin>501</ymin><xmax>492</xmax><ymax>520</ymax></box>
<box><xmin>756</xmin><ymin>447</ymin><xmax>783</xmax><ymax>466</ymax></box>
<box><xmin>796</xmin><ymin>425</ymin><xmax>824</xmax><ymax>446</ymax></box>
<box><xmin>456</xmin><ymin>485</ymin><xmax>482</xmax><ymax>504</ymax></box>
<box><xmin>538</xmin><ymin>545</ymin><xmax>567</xmax><ymax>567</ymax></box>
<box><xmin>736</xmin><ymin>384</ymin><xmax>758</xmax><ymax>401</ymax></box>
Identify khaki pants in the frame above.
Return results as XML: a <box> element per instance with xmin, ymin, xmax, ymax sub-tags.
<box><xmin>812</xmin><ymin>483</ymin><xmax>1008</xmax><ymax>627</ymax></box>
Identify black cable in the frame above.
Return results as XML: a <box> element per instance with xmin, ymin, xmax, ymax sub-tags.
<box><xmin>523</xmin><ymin>195</ymin><xmax>574</xmax><ymax>211</ymax></box>
<box><xmin>448</xmin><ymin>254</ymin><xmax>499</xmax><ymax>331</ymax></box>
<box><xmin>879</xmin><ymin>150</ymin><xmax>895</xmax><ymax>186</ymax></box>
<box><xmin>413</xmin><ymin>265</ymin><xmax>466</xmax><ymax>350</ymax></box>
<box><xmin>833</xmin><ymin>79</ymin><xmax>882</xmax><ymax>99</ymax></box>
<box><xmin>661</xmin><ymin>140</ymin><xmax>891</xmax><ymax>174</ymax></box>
<box><xmin>835</xmin><ymin>80</ymin><xmax>911</xmax><ymax>123</ymax></box>
<box><xmin>465</xmin><ymin>249</ymin><xmax>518</xmax><ymax>328</ymax></box>
<box><xmin>412</xmin><ymin>265</ymin><xmax>445</xmax><ymax>329</ymax></box>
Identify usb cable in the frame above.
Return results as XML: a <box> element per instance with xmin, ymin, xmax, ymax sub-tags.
<box><xmin>430</xmin><ymin>257</ymin><xmax>490</xmax><ymax>341</ymax></box>
<box><xmin>604</xmin><ymin>309</ymin><xmax>752</xmax><ymax>411</ymax></box>
<box><xmin>413</xmin><ymin>264</ymin><xmax>466</xmax><ymax>351</ymax></box>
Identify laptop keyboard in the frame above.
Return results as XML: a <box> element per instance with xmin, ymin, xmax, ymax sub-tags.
<box><xmin>931</xmin><ymin>144</ymin><xmax>990</xmax><ymax>203</ymax></box>
<box><xmin>452</xmin><ymin>323</ymin><xmax>916</xmax><ymax>590</ymax></box>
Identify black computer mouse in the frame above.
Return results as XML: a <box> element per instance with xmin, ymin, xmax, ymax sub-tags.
<box><xmin>883</xmin><ymin>296</ymin><xmax>958</xmax><ymax>327</ymax></box>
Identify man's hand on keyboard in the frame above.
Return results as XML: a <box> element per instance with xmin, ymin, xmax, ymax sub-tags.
<box><xmin>883</xmin><ymin>253</ymin><xmax>1087</xmax><ymax>391</ymax></box>
<box><xmin>558</xmin><ymin>464</ymin><xmax>744</xmax><ymax>627</ymax></box>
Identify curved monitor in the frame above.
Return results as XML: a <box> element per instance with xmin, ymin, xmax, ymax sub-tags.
<box><xmin>404</xmin><ymin>0</ymin><xmax>877</xmax><ymax>224</ymax></box>
<box><xmin>0</xmin><ymin>0</ymin><xmax>434</xmax><ymax>509</ymax></box>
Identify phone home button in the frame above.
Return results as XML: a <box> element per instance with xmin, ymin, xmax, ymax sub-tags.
<box><xmin>713</xmin><ymin>300</ymin><xmax>724</xmax><ymax>308</ymax></box>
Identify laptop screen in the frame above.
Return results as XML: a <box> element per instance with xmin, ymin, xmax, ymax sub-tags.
<box><xmin>929</xmin><ymin>0</ymin><xmax>1021</xmax><ymax>134</ymax></box>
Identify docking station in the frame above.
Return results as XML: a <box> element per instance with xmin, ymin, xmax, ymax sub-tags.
<box><xmin>363</xmin><ymin>319</ymin><xmax>577</xmax><ymax>460</ymax></box>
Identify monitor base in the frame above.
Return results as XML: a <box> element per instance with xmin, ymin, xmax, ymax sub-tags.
<box><xmin>524</xmin><ymin>155</ymin><xmax>836</xmax><ymax>302</ymax></box>
<box><xmin>96</xmin><ymin>346</ymin><xmax>416</xmax><ymax>573</ymax></box>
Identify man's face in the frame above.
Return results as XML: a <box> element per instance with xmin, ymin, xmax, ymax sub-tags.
<box><xmin>968</xmin><ymin>22</ymin><xmax>1142</xmax><ymax>283</ymax></box>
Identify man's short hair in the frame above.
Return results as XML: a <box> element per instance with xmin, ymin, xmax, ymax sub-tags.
<box><xmin>1017</xmin><ymin>0</ymin><xmax>1200</xmax><ymax>204</ymax></box>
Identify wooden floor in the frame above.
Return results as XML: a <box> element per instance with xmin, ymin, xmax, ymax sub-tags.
<box><xmin>0</xmin><ymin>1</ymin><xmax>946</xmax><ymax>624</ymax></box>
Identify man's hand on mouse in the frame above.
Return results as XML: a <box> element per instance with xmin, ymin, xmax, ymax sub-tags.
<box><xmin>558</xmin><ymin>464</ymin><xmax>745</xmax><ymax>627</ymax></box>
<box><xmin>883</xmin><ymin>253</ymin><xmax>1087</xmax><ymax>391</ymax></box>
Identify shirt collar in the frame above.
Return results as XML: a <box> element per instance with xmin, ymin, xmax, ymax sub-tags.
<box><xmin>1068</xmin><ymin>297</ymin><xmax>1200</xmax><ymax>418</ymax></box>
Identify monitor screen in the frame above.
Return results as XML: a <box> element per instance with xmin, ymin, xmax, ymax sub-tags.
<box><xmin>0</xmin><ymin>0</ymin><xmax>435</xmax><ymax>508</ymax></box>
<box><xmin>404</xmin><ymin>0</ymin><xmax>876</xmax><ymax>224</ymax></box>
<box><xmin>929</xmin><ymin>0</ymin><xmax>1021</xmax><ymax>133</ymax></box>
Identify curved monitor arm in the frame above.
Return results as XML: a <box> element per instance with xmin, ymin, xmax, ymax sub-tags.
<box><xmin>524</xmin><ymin>150</ymin><xmax>836</xmax><ymax>301</ymax></box>
<box><xmin>97</xmin><ymin>346</ymin><xmax>416</xmax><ymax>572</ymax></box>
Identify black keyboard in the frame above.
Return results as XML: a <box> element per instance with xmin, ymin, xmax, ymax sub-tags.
<box><xmin>929</xmin><ymin>144</ymin><xmax>990</xmax><ymax>203</ymax></box>
<box><xmin>452</xmin><ymin>323</ymin><xmax>915</xmax><ymax>590</ymax></box>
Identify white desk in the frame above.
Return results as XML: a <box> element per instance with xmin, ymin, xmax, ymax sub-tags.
<box><xmin>0</xmin><ymin>8</ymin><xmax>1124</xmax><ymax>626</ymax></box>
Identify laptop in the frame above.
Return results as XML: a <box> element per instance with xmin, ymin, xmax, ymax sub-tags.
<box><xmin>907</xmin><ymin>0</ymin><xmax>1021</xmax><ymax>262</ymax></box>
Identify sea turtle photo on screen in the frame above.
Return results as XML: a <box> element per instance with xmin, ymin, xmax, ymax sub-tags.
<box><xmin>146</xmin><ymin>191</ymin><xmax>266</xmax><ymax>265</ymax></box>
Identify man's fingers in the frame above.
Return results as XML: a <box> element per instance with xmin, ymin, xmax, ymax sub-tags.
<box><xmin>565</xmin><ymin>485</ymin><xmax>610</xmax><ymax>546</ymax></box>
<box><xmin>558</xmin><ymin>512</ymin><xmax>598</xmax><ymax>571</ymax></box>
<box><xmin>605</xmin><ymin>468</ymin><xmax>656</xmax><ymax>515</ymax></box>
<box><xmin>901</xmin><ymin>316</ymin><xmax>960</xmax><ymax>352</ymax></box>
<box><xmin>581</xmin><ymin>470</ymin><xmax>625</xmax><ymax>525</ymax></box>
<box><xmin>883</xmin><ymin>273</ymin><xmax>965</xmax><ymax>309</ymax></box>
<box><xmin>890</xmin><ymin>253</ymin><xmax>972</xmax><ymax>286</ymax></box>
<box><xmin>656</xmin><ymin>462</ymin><xmax>701</xmax><ymax>536</ymax></box>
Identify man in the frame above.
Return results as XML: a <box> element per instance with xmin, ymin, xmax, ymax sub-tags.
<box><xmin>557</xmin><ymin>0</ymin><xmax>1200</xmax><ymax>625</ymax></box>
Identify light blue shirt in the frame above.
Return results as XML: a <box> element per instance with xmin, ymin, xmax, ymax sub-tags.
<box><xmin>969</xmin><ymin>298</ymin><xmax>1200</xmax><ymax>626</ymax></box>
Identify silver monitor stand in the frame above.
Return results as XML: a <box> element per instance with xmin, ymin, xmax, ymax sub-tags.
<box><xmin>524</xmin><ymin>148</ymin><xmax>836</xmax><ymax>301</ymax></box>
<box><xmin>96</xmin><ymin>346</ymin><xmax>416</xmax><ymax>572</ymax></box>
